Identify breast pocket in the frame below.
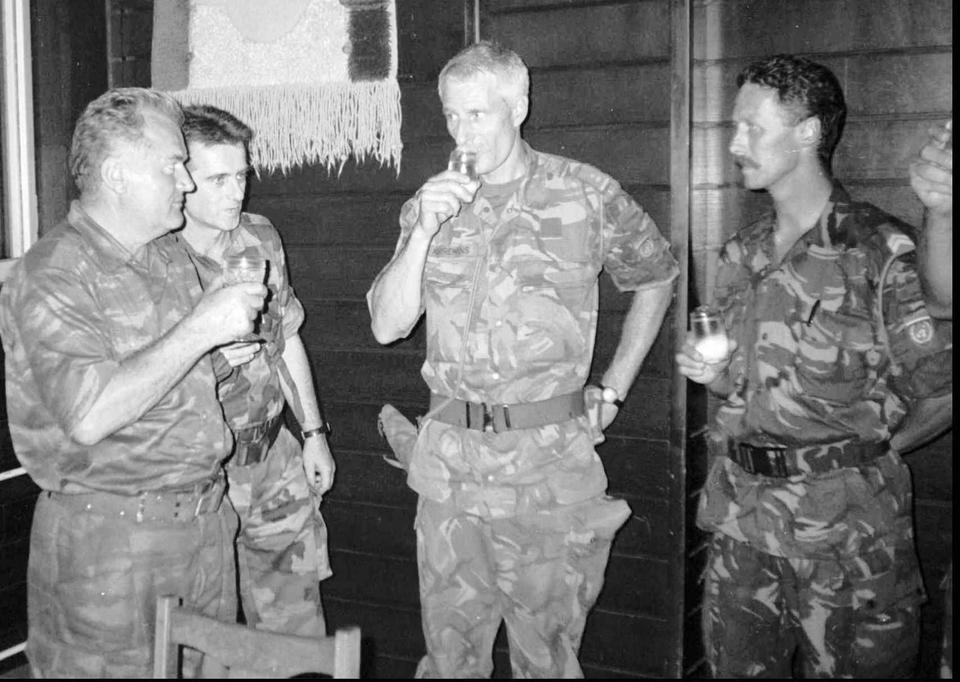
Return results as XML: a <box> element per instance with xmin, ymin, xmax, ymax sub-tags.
<box><xmin>503</xmin><ymin>259</ymin><xmax>599</xmax><ymax>363</ymax></box>
<box><xmin>795</xmin><ymin>306</ymin><xmax>876</xmax><ymax>403</ymax></box>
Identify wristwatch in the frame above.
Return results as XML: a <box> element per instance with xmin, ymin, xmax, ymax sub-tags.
<box><xmin>598</xmin><ymin>385</ymin><xmax>624</xmax><ymax>409</ymax></box>
<box><xmin>301</xmin><ymin>422</ymin><xmax>332</xmax><ymax>439</ymax></box>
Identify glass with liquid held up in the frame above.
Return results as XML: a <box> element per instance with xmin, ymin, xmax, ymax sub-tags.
<box><xmin>689</xmin><ymin>305</ymin><xmax>730</xmax><ymax>364</ymax></box>
<box><xmin>448</xmin><ymin>148</ymin><xmax>478</xmax><ymax>181</ymax></box>
<box><xmin>224</xmin><ymin>254</ymin><xmax>268</xmax><ymax>341</ymax></box>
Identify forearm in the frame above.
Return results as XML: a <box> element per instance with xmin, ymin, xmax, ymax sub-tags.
<box><xmin>601</xmin><ymin>283</ymin><xmax>673</xmax><ymax>396</ymax></box>
<box><xmin>918</xmin><ymin>208</ymin><xmax>953</xmax><ymax>318</ymax></box>
<box><xmin>71</xmin><ymin>315</ymin><xmax>213</xmax><ymax>445</ymax></box>
<box><xmin>279</xmin><ymin>334</ymin><xmax>323</xmax><ymax>429</ymax></box>
<box><xmin>368</xmin><ymin>229</ymin><xmax>432</xmax><ymax>344</ymax></box>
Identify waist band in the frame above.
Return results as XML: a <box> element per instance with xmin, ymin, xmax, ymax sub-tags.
<box><xmin>429</xmin><ymin>391</ymin><xmax>585</xmax><ymax>433</ymax></box>
<box><xmin>727</xmin><ymin>439</ymin><xmax>889</xmax><ymax>477</ymax></box>
<box><xmin>45</xmin><ymin>473</ymin><xmax>226</xmax><ymax>523</ymax></box>
<box><xmin>233</xmin><ymin>414</ymin><xmax>283</xmax><ymax>466</ymax></box>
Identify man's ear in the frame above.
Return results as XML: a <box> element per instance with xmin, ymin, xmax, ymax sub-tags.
<box><xmin>796</xmin><ymin>116</ymin><xmax>821</xmax><ymax>151</ymax></box>
<box><xmin>512</xmin><ymin>95</ymin><xmax>529</xmax><ymax>127</ymax></box>
<box><xmin>99</xmin><ymin>155</ymin><xmax>126</xmax><ymax>194</ymax></box>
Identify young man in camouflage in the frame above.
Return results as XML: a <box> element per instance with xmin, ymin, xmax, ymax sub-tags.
<box><xmin>909</xmin><ymin>119</ymin><xmax>953</xmax><ymax>679</ymax></box>
<box><xmin>676</xmin><ymin>55</ymin><xmax>953</xmax><ymax>677</ymax></box>
<box><xmin>179</xmin><ymin>104</ymin><xmax>334</xmax><ymax>637</ymax></box>
<box><xmin>367</xmin><ymin>41</ymin><xmax>678</xmax><ymax>677</ymax></box>
<box><xmin>0</xmin><ymin>88</ymin><xmax>267</xmax><ymax>677</ymax></box>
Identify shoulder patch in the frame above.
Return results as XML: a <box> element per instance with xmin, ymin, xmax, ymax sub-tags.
<box><xmin>907</xmin><ymin>318</ymin><xmax>935</xmax><ymax>345</ymax></box>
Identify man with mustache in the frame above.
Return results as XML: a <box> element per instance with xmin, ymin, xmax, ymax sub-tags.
<box><xmin>0</xmin><ymin>88</ymin><xmax>266</xmax><ymax>677</ymax></box>
<box><xmin>676</xmin><ymin>55</ymin><xmax>952</xmax><ymax>677</ymax></box>
<box><xmin>368</xmin><ymin>41</ymin><xmax>678</xmax><ymax>677</ymax></box>
<box><xmin>178</xmin><ymin>104</ymin><xmax>334</xmax><ymax>638</ymax></box>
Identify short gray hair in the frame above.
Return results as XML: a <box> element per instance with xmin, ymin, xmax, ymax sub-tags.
<box><xmin>70</xmin><ymin>87</ymin><xmax>183</xmax><ymax>195</ymax></box>
<box><xmin>438</xmin><ymin>41</ymin><xmax>529</xmax><ymax>106</ymax></box>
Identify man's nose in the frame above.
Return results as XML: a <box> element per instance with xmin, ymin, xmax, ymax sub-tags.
<box><xmin>177</xmin><ymin>165</ymin><xmax>195</xmax><ymax>192</ymax></box>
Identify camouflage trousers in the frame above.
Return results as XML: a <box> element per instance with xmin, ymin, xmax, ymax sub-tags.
<box><xmin>703</xmin><ymin>533</ymin><xmax>925</xmax><ymax>678</ymax></box>
<box><xmin>27</xmin><ymin>487</ymin><xmax>238</xmax><ymax>678</ymax></box>
<box><xmin>227</xmin><ymin>426</ymin><xmax>331</xmax><ymax>637</ymax></box>
<box><xmin>414</xmin><ymin>493</ymin><xmax>629</xmax><ymax>678</ymax></box>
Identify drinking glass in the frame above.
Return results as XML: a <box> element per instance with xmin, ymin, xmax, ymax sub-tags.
<box><xmin>689</xmin><ymin>305</ymin><xmax>730</xmax><ymax>363</ymax></box>
<box><xmin>223</xmin><ymin>254</ymin><xmax>267</xmax><ymax>340</ymax></box>
<box><xmin>223</xmin><ymin>254</ymin><xmax>267</xmax><ymax>285</ymax></box>
<box><xmin>448</xmin><ymin>148</ymin><xmax>478</xmax><ymax>181</ymax></box>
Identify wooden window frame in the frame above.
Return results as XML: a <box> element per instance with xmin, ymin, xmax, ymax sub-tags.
<box><xmin>1</xmin><ymin>0</ymin><xmax>38</xmax><ymax>282</ymax></box>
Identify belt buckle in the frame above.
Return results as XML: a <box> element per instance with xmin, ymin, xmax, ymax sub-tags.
<box><xmin>736</xmin><ymin>443</ymin><xmax>756</xmax><ymax>475</ymax></box>
<box><xmin>481</xmin><ymin>403</ymin><xmax>511</xmax><ymax>434</ymax></box>
<box><xmin>767</xmin><ymin>448</ymin><xmax>789</xmax><ymax>477</ymax></box>
<box><xmin>194</xmin><ymin>476</ymin><xmax>223</xmax><ymax>516</ymax></box>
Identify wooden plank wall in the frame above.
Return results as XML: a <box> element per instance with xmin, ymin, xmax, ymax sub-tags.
<box><xmin>690</xmin><ymin>0</ymin><xmax>953</xmax><ymax>677</ymax></box>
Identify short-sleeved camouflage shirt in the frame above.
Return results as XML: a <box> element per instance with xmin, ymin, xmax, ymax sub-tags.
<box><xmin>697</xmin><ymin>183</ymin><xmax>953</xmax><ymax>559</ymax></box>
<box><xmin>395</xmin><ymin>141</ymin><xmax>678</xmax><ymax>405</ymax></box>
<box><xmin>184</xmin><ymin>213</ymin><xmax>305</xmax><ymax>429</ymax></box>
<box><xmin>0</xmin><ymin>202</ymin><xmax>232</xmax><ymax>493</ymax></box>
<box><xmin>375</xmin><ymin>142</ymin><xmax>678</xmax><ymax>512</ymax></box>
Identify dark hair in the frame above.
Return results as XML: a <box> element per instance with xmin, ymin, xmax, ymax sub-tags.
<box><xmin>737</xmin><ymin>54</ymin><xmax>847</xmax><ymax>169</ymax></box>
<box><xmin>70</xmin><ymin>88</ymin><xmax>183</xmax><ymax>194</ymax></box>
<box><xmin>182</xmin><ymin>104</ymin><xmax>253</xmax><ymax>150</ymax></box>
<box><xmin>439</xmin><ymin>40</ymin><xmax>529</xmax><ymax>106</ymax></box>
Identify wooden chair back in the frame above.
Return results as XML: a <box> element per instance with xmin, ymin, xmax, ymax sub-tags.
<box><xmin>153</xmin><ymin>595</ymin><xmax>361</xmax><ymax>678</ymax></box>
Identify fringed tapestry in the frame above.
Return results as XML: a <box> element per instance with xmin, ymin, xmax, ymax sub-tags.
<box><xmin>151</xmin><ymin>0</ymin><xmax>402</xmax><ymax>174</ymax></box>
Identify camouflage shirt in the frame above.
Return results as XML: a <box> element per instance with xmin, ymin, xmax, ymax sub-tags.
<box><xmin>377</xmin><ymin>142</ymin><xmax>678</xmax><ymax>513</ymax></box>
<box><xmin>0</xmin><ymin>202</ymin><xmax>232</xmax><ymax>493</ymax></box>
<box><xmin>698</xmin><ymin>183</ymin><xmax>953</xmax><ymax>559</ymax></box>
<box><xmin>184</xmin><ymin>213</ymin><xmax>305</xmax><ymax>429</ymax></box>
<box><xmin>397</xmin><ymin>140</ymin><xmax>678</xmax><ymax>404</ymax></box>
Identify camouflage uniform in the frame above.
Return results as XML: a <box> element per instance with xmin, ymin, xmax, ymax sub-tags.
<box><xmin>0</xmin><ymin>202</ymin><xmax>237</xmax><ymax>677</ymax></box>
<box><xmin>697</xmin><ymin>184</ymin><xmax>953</xmax><ymax>677</ymax></box>
<box><xmin>186</xmin><ymin>213</ymin><xmax>331</xmax><ymax>637</ymax></box>
<box><xmin>371</xmin><ymin>142</ymin><xmax>678</xmax><ymax>677</ymax></box>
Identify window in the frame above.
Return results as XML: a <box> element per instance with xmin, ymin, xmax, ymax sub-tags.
<box><xmin>0</xmin><ymin>0</ymin><xmax>38</xmax><ymax>281</ymax></box>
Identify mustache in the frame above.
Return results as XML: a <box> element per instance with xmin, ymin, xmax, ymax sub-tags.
<box><xmin>733</xmin><ymin>155</ymin><xmax>760</xmax><ymax>169</ymax></box>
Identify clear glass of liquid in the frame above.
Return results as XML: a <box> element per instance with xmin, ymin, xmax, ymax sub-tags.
<box><xmin>690</xmin><ymin>305</ymin><xmax>730</xmax><ymax>363</ymax></box>
<box><xmin>448</xmin><ymin>148</ymin><xmax>478</xmax><ymax>181</ymax></box>
<box><xmin>224</xmin><ymin>254</ymin><xmax>267</xmax><ymax>340</ymax></box>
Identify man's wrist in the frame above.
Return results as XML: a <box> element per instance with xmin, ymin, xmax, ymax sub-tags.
<box><xmin>301</xmin><ymin>422</ymin><xmax>331</xmax><ymax>439</ymax></box>
<box><xmin>597</xmin><ymin>384</ymin><xmax>624</xmax><ymax>409</ymax></box>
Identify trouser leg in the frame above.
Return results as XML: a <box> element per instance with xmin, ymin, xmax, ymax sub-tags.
<box><xmin>26</xmin><ymin>490</ymin><xmax>237</xmax><ymax>678</ymax></box>
<box><xmin>228</xmin><ymin>428</ymin><xmax>329</xmax><ymax>637</ymax></box>
<box><xmin>414</xmin><ymin>497</ymin><xmax>501</xmax><ymax>678</ymax></box>
<box><xmin>702</xmin><ymin>534</ymin><xmax>795</xmax><ymax>678</ymax></box>
<box><xmin>492</xmin><ymin>496</ymin><xmax>627</xmax><ymax>679</ymax></box>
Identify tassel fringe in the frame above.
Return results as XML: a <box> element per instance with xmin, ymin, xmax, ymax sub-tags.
<box><xmin>171</xmin><ymin>80</ymin><xmax>403</xmax><ymax>175</ymax></box>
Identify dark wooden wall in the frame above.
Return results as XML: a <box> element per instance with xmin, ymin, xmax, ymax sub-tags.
<box><xmin>690</xmin><ymin>1</ymin><xmax>953</xmax><ymax>677</ymax></box>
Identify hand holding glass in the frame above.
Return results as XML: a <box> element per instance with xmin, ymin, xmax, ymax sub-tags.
<box><xmin>223</xmin><ymin>254</ymin><xmax>267</xmax><ymax>340</ymax></box>
<box><xmin>690</xmin><ymin>306</ymin><xmax>730</xmax><ymax>364</ymax></box>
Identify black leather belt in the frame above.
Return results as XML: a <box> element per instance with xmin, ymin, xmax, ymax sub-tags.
<box><xmin>429</xmin><ymin>391</ymin><xmax>585</xmax><ymax>433</ymax></box>
<box><xmin>233</xmin><ymin>415</ymin><xmax>283</xmax><ymax>466</ymax></box>
<box><xmin>729</xmin><ymin>439</ymin><xmax>888</xmax><ymax>477</ymax></box>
